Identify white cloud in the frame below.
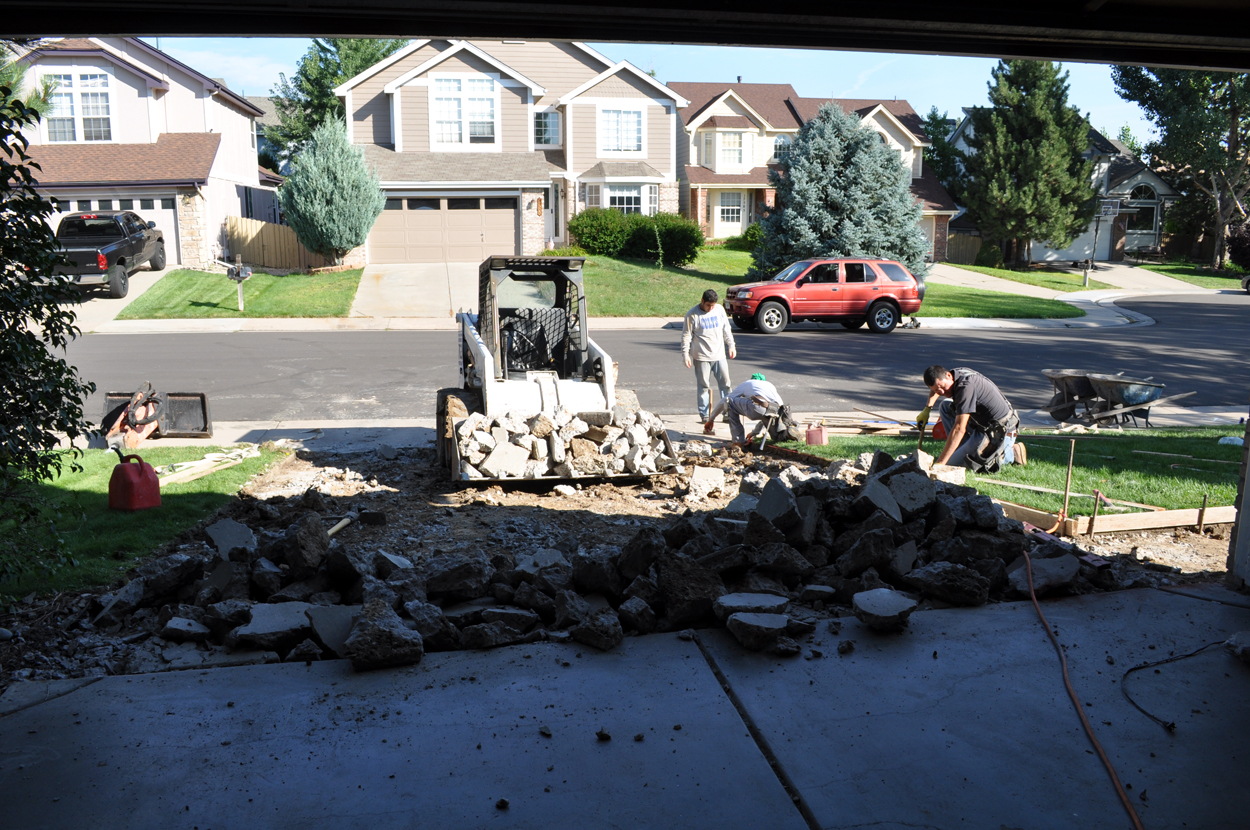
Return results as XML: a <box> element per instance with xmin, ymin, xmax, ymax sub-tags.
<box><xmin>836</xmin><ymin>58</ymin><xmax>900</xmax><ymax>98</ymax></box>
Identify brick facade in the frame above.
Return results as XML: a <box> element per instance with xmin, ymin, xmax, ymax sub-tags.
<box><xmin>659</xmin><ymin>182</ymin><xmax>679</xmax><ymax>215</ymax></box>
<box><xmin>692</xmin><ymin>186</ymin><xmax>709</xmax><ymax>235</ymax></box>
<box><xmin>933</xmin><ymin>215</ymin><xmax>949</xmax><ymax>262</ymax></box>
<box><xmin>521</xmin><ymin>187</ymin><xmax>546</xmax><ymax>255</ymax></box>
<box><xmin>177</xmin><ymin>188</ymin><xmax>211</xmax><ymax>270</ymax></box>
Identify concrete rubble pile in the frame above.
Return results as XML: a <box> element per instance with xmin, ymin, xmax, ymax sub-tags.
<box><xmin>11</xmin><ymin>447</ymin><xmax>1128</xmax><ymax>682</ymax></box>
<box><xmin>454</xmin><ymin>404</ymin><xmax>676</xmax><ymax>480</ymax></box>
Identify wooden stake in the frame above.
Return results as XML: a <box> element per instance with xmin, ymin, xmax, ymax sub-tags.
<box><xmin>1197</xmin><ymin>493</ymin><xmax>1209</xmax><ymax>534</ymax></box>
<box><xmin>1062</xmin><ymin>438</ymin><xmax>1076</xmax><ymax>516</ymax></box>
<box><xmin>1088</xmin><ymin>490</ymin><xmax>1102</xmax><ymax>539</ymax></box>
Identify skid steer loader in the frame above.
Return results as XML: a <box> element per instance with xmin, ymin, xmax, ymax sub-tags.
<box><xmin>436</xmin><ymin>256</ymin><xmax>674</xmax><ymax>480</ymax></box>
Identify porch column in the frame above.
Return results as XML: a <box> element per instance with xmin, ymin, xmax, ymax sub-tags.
<box><xmin>934</xmin><ymin>215</ymin><xmax>950</xmax><ymax>262</ymax></box>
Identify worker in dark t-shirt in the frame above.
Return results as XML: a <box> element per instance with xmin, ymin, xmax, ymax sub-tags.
<box><xmin>918</xmin><ymin>365</ymin><xmax>1024</xmax><ymax>470</ymax></box>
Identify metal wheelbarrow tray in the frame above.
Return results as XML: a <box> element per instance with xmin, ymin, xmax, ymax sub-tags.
<box><xmin>1040</xmin><ymin>370</ymin><xmax>1194</xmax><ymax>427</ymax></box>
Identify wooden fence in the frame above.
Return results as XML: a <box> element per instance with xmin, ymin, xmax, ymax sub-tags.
<box><xmin>946</xmin><ymin>232</ymin><xmax>983</xmax><ymax>265</ymax></box>
<box><xmin>225</xmin><ymin>215</ymin><xmax>331</xmax><ymax>272</ymax></box>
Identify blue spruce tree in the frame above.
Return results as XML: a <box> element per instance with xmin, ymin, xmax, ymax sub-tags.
<box><xmin>279</xmin><ymin>117</ymin><xmax>385</xmax><ymax>265</ymax></box>
<box><xmin>749</xmin><ymin>103</ymin><xmax>929</xmax><ymax>279</ymax></box>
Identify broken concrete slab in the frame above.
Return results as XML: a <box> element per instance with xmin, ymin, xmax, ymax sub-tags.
<box><xmin>656</xmin><ymin>554</ymin><xmax>726</xmax><ymax>626</ymax></box>
<box><xmin>725</xmin><ymin>612</ymin><xmax>789</xmax><ymax>651</ymax></box>
<box><xmin>425</xmin><ymin>549</ymin><xmax>492</xmax><ymax>601</ymax></box>
<box><xmin>459</xmin><ymin>621</ymin><xmax>528</xmax><ymax>650</ymax></box>
<box><xmin>1007</xmin><ymin>554</ymin><xmax>1080</xmax><ymax>596</ymax></box>
<box><xmin>159</xmin><ymin>617</ymin><xmax>212</xmax><ymax>643</ymax></box>
<box><xmin>852</xmin><ymin>479</ymin><xmax>903</xmax><ymax>524</ymax></box>
<box><xmin>285</xmin><ymin>513</ymin><xmax>331</xmax><ymax>581</ymax></box>
<box><xmin>231</xmin><ymin>602</ymin><xmax>316</xmax><ymax>651</ymax></box>
<box><xmin>713</xmin><ymin>593</ymin><xmax>789</xmax><ymax>622</ymax></box>
<box><xmin>205</xmin><ymin>519</ymin><xmax>257</xmax><ymax>559</ymax></box>
<box><xmin>305</xmin><ymin>604</ymin><xmax>362</xmax><ymax>658</ymax></box>
<box><xmin>887</xmin><ymin>472</ymin><xmax>936</xmax><ymax>520</ymax></box>
<box><xmin>756</xmin><ymin>479</ymin><xmax>801</xmax><ymax>529</ymax></box>
<box><xmin>688</xmin><ymin>465</ymin><xmax>726</xmax><ymax>500</ymax></box>
<box><xmin>906</xmin><ymin>562</ymin><xmax>991</xmax><ymax>607</ymax></box>
<box><xmin>618</xmin><ymin>527</ymin><xmax>666</xmax><ymax>583</ymax></box>
<box><xmin>479</xmin><ymin>442</ymin><xmax>531</xmax><ymax>478</ymax></box>
<box><xmin>618</xmin><ymin>596</ymin><xmax>657</xmax><ymax>633</ymax></box>
<box><xmin>852</xmin><ymin>589</ymin><xmax>918</xmax><ymax>632</ymax></box>
<box><xmin>343</xmin><ymin>599</ymin><xmax>425</xmax><ymax>671</ymax></box>
<box><xmin>835</xmin><ymin>528</ymin><xmax>895</xmax><ymax>579</ymax></box>
<box><xmin>481</xmin><ymin>607</ymin><xmax>540</xmax><ymax>633</ymax></box>
<box><xmin>570</xmin><ymin>608</ymin><xmax>625</xmax><ymax>651</ymax></box>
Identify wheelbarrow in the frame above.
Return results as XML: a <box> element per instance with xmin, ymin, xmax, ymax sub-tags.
<box><xmin>1041</xmin><ymin>369</ymin><xmax>1194</xmax><ymax>427</ymax></box>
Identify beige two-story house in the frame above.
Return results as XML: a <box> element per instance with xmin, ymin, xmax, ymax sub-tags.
<box><xmin>333</xmin><ymin>39</ymin><xmax>688</xmax><ymax>263</ymax></box>
<box><xmin>671</xmin><ymin>82</ymin><xmax>958</xmax><ymax>261</ymax></box>
<box><xmin>19</xmin><ymin>37</ymin><xmax>278</xmax><ymax>269</ymax></box>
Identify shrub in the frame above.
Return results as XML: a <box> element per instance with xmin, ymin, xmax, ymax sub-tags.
<box><xmin>652</xmin><ymin>212</ymin><xmax>704</xmax><ymax>266</ymax></box>
<box><xmin>568</xmin><ymin>207</ymin><xmax>631</xmax><ymax>256</ymax></box>
<box><xmin>1227</xmin><ymin>221</ymin><xmax>1250</xmax><ymax>271</ymax></box>
<box><xmin>538</xmin><ymin>245</ymin><xmax>588</xmax><ymax>257</ymax></box>
<box><xmin>973</xmin><ymin>239</ymin><xmax>1005</xmax><ymax>268</ymax></box>
<box><xmin>723</xmin><ymin>222</ymin><xmax>764</xmax><ymax>252</ymax></box>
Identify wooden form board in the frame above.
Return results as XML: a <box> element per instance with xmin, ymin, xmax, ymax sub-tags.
<box><xmin>994</xmin><ymin>499</ymin><xmax>1237</xmax><ymax>536</ymax></box>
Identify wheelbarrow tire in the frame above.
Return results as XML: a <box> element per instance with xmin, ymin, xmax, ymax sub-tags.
<box><xmin>435</xmin><ymin>388</ymin><xmax>481</xmax><ymax>472</ymax></box>
<box><xmin>1045</xmin><ymin>392</ymin><xmax>1078</xmax><ymax>423</ymax></box>
<box><xmin>107</xmin><ymin>264</ymin><xmax>129</xmax><ymax>299</ymax></box>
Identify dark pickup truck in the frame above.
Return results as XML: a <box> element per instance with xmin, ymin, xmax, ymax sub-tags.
<box><xmin>54</xmin><ymin>210</ymin><xmax>167</xmax><ymax>298</ymax></box>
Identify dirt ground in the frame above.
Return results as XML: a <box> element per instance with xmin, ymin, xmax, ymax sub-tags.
<box><xmin>0</xmin><ymin>443</ymin><xmax>1237</xmax><ymax>694</ymax></box>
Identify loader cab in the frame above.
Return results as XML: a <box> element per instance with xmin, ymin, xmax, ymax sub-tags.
<box><xmin>477</xmin><ymin>256</ymin><xmax>591</xmax><ymax>381</ymax></box>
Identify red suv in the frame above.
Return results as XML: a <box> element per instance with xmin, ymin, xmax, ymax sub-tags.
<box><xmin>724</xmin><ymin>258</ymin><xmax>924</xmax><ymax>334</ymax></box>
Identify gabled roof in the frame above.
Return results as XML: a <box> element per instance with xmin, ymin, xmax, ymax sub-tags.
<box><xmin>258</xmin><ymin>165</ymin><xmax>283</xmax><ymax>186</ymax></box>
<box><xmin>26</xmin><ymin>133</ymin><xmax>222</xmax><ymax>187</ymax></box>
<box><xmin>383</xmin><ymin>40</ymin><xmax>545</xmax><ymax>95</ymax></box>
<box><xmin>703</xmin><ymin>115</ymin><xmax>755</xmax><ymax>129</ymax></box>
<box><xmin>246</xmin><ymin>96</ymin><xmax>281</xmax><ymax>128</ymax></box>
<box><xmin>684</xmin><ymin>164</ymin><xmax>778</xmax><ymax>186</ymax></box>
<box><xmin>332</xmin><ymin>40</ymin><xmax>433</xmax><ymax>95</ymax></box>
<box><xmin>671</xmin><ymin>83</ymin><xmax>803</xmax><ymax>129</ymax></box>
<box><xmin>30</xmin><ymin>37</ymin><xmax>263</xmax><ymax>117</ymax></box>
<box><xmin>558</xmin><ymin>61</ymin><xmax>689</xmax><ymax>106</ymax></box>
<box><xmin>910</xmin><ymin>167</ymin><xmax>959</xmax><ymax>212</ymax></box>
<box><xmin>581</xmin><ymin>161</ymin><xmax>665</xmax><ymax>179</ymax></box>
<box><xmin>788</xmin><ymin>97</ymin><xmax>928</xmax><ymax>143</ymax></box>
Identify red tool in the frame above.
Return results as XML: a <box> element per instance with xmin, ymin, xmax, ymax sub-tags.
<box><xmin>109</xmin><ymin>454</ymin><xmax>161</xmax><ymax>511</ymax></box>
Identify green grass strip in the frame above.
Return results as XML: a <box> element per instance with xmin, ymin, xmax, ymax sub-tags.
<box><xmin>950</xmin><ymin>263</ymin><xmax>1116</xmax><ymax>292</ymax></box>
<box><xmin>1137</xmin><ymin>263</ymin><xmax>1247</xmax><ymax>291</ymax></box>
<box><xmin>117</xmin><ymin>268</ymin><xmax>363</xmax><ymax>319</ymax></box>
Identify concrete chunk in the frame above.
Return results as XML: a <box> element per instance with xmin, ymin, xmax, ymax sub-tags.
<box><xmin>343</xmin><ymin>599</ymin><xmax>424</xmax><ymax>671</ymax></box>
<box><xmin>479</xmin><ymin>442</ymin><xmax>531</xmax><ymax>478</ymax></box>
<box><xmin>232</xmin><ymin>602</ymin><xmax>316</xmax><ymax>651</ymax></box>
<box><xmin>305</xmin><ymin>604</ymin><xmax>363</xmax><ymax>658</ymax></box>
<box><xmin>852</xmin><ymin>589</ymin><xmax>918</xmax><ymax>631</ymax></box>
<box><xmin>205</xmin><ymin>518</ymin><xmax>257</xmax><ymax>559</ymax></box>
<box><xmin>853</xmin><ymin>479</ymin><xmax>903</xmax><ymax>524</ymax></box>
<box><xmin>713</xmin><ymin>592</ymin><xmax>789</xmax><ymax>622</ymax></box>
<box><xmin>726</xmin><ymin>612</ymin><xmax>789</xmax><ymax>651</ymax></box>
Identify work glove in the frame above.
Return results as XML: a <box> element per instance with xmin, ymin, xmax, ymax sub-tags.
<box><xmin>916</xmin><ymin>406</ymin><xmax>931</xmax><ymax>432</ymax></box>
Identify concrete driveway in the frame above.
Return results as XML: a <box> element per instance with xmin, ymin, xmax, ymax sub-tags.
<box><xmin>352</xmin><ymin>263</ymin><xmax>479</xmax><ymax>319</ymax></box>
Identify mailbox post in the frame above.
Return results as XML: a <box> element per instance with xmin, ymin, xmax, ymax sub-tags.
<box><xmin>226</xmin><ymin>254</ymin><xmax>252</xmax><ymax>312</ymax></box>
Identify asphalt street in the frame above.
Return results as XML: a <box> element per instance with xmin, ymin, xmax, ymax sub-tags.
<box><xmin>64</xmin><ymin>293</ymin><xmax>1250</xmax><ymax>422</ymax></box>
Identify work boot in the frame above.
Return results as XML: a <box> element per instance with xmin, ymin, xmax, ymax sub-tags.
<box><xmin>1014</xmin><ymin>443</ymin><xmax>1027</xmax><ymax>466</ymax></box>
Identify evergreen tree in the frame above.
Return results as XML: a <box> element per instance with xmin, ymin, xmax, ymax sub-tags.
<box><xmin>921</xmin><ymin>106</ymin><xmax>964</xmax><ymax>201</ymax></box>
<box><xmin>749</xmin><ymin>103</ymin><xmax>929</xmax><ymax>279</ymax></box>
<box><xmin>278</xmin><ymin>117</ymin><xmax>385</xmax><ymax>265</ymax></box>
<box><xmin>1116</xmin><ymin>125</ymin><xmax>1144</xmax><ymax>158</ymax></box>
<box><xmin>1113</xmin><ymin>67</ymin><xmax>1250</xmax><ymax>268</ymax></box>
<box><xmin>961</xmin><ymin>60</ymin><xmax>1096</xmax><ymax>265</ymax></box>
<box><xmin>268</xmin><ymin>38</ymin><xmax>408</xmax><ymax>159</ymax></box>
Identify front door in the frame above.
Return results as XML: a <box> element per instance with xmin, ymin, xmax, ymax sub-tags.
<box><xmin>714</xmin><ymin>191</ymin><xmax>746</xmax><ymax>239</ymax></box>
<box><xmin>791</xmin><ymin>262</ymin><xmax>843</xmax><ymax>316</ymax></box>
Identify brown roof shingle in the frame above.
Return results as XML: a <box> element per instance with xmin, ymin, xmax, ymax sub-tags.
<box><xmin>685</xmin><ymin>164</ymin><xmax>778</xmax><ymax>186</ymax></box>
<box><xmin>671</xmin><ymin>83</ymin><xmax>803</xmax><ymax>129</ymax></box>
<box><xmin>788</xmin><ymin>98</ymin><xmax>928</xmax><ymax>142</ymax></box>
<box><xmin>26</xmin><ymin>133</ymin><xmax>222</xmax><ymax>187</ymax></box>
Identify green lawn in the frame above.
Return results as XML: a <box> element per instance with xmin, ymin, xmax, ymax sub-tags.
<box><xmin>116</xmin><ymin>268</ymin><xmax>363</xmax><ymax>319</ymax></box>
<box><xmin>583</xmin><ymin>250</ymin><xmax>1082</xmax><ymax>319</ymax></box>
<box><xmin>1138</xmin><ymin>262</ymin><xmax>1247</xmax><ymax>291</ymax></box>
<box><xmin>950</xmin><ymin>263</ymin><xmax>1115</xmax><ymax>292</ymax></box>
<box><xmin>779</xmin><ymin>426</ymin><xmax>1242</xmax><ymax>516</ymax></box>
<box><xmin>1</xmin><ymin>446</ymin><xmax>284</xmax><ymax>598</ymax></box>
<box><xmin>919</xmin><ymin>283</ymin><xmax>1084</xmax><ymax>319</ymax></box>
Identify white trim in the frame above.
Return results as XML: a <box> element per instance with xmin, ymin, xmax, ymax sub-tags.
<box><xmin>595</xmin><ymin>100</ymin><xmax>647</xmax><ymax>159</ymax></box>
<box><xmin>685</xmin><ymin>89</ymin><xmax>771</xmax><ymax>132</ymax></box>
<box><xmin>346</xmin><ymin>89</ymin><xmax>354</xmax><ymax>144</ymax></box>
<box><xmin>79</xmin><ymin>38</ymin><xmax>167</xmax><ymax>90</ymax></box>
<box><xmin>527</xmin><ymin>89</ymin><xmax>535</xmax><ymax>152</ymax></box>
<box><xmin>393</xmin><ymin>88</ymin><xmax>402</xmax><ymax>153</ymax></box>
<box><xmin>379</xmin><ymin>180</ymin><xmax>551</xmax><ymax>189</ymax></box>
<box><xmin>578</xmin><ymin>175</ymin><xmax>668</xmax><ymax>184</ymax></box>
<box><xmin>568</xmin><ymin>42</ymin><xmax>615</xmax><ymax>69</ymax></box>
<box><xmin>669</xmin><ymin>108</ymin><xmax>677</xmax><ymax>179</ymax></box>
<box><xmin>426</xmin><ymin>74</ymin><xmax>503</xmax><ymax>153</ymax></box>
<box><xmin>332</xmin><ymin>40</ymin><xmax>432</xmax><ymax>94</ymax></box>
<box><xmin>146</xmin><ymin>85</ymin><xmax>159</xmax><ymax>143</ymax></box>
<box><xmin>565</xmin><ymin>105</ymin><xmax>573</xmax><ymax>173</ymax></box>
<box><xmin>558</xmin><ymin>61</ymin><xmax>689</xmax><ymax>107</ymax></box>
<box><xmin>384</xmin><ymin>40</ymin><xmax>545</xmax><ymax>96</ymax></box>
<box><xmin>380</xmin><ymin>189</ymin><xmax>528</xmax><ymax>197</ymax></box>
<box><xmin>533</xmin><ymin>106</ymin><xmax>562</xmax><ymax>149</ymax></box>
<box><xmin>861</xmin><ymin>104</ymin><xmax>930</xmax><ymax>148</ymax></box>
<box><xmin>41</xmin><ymin>66</ymin><xmax>120</xmax><ymax>145</ymax></box>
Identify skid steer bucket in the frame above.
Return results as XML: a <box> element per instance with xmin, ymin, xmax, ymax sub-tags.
<box><xmin>103</xmin><ymin>391</ymin><xmax>212</xmax><ymax>439</ymax></box>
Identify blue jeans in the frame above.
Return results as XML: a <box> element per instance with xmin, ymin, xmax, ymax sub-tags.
<box><xmin>937</xmin><ymin>399</ymin><xmax>1015</xmax><ymax>467</ymax></box>
<box><xmin>694</xmin><ymin>359</ymin><xmax>731</xmax><ymax>421</ymax></box>
<box><xmin>726</xmin><ymin>394</ymin><xmax>770</xmax><ymax>444</ymax></box>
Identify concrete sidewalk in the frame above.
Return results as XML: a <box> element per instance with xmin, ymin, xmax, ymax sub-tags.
<box><xmin>3</xmin><ymin>586</ymin><xmax>1246</xmax><ymax>829</ymax></box>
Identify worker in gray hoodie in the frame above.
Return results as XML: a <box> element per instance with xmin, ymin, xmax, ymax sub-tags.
<box><xmin>682</xmin><ymin>288</ymin><xmax>736</xmax><ymax>434</ymax></box>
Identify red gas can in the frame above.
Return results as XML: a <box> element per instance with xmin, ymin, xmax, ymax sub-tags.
<box><xmin>108</xmin><ymin>455</ymin><xmax>161</xmax><ymax>511</ymax></box>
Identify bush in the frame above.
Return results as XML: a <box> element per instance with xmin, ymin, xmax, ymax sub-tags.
<box><xmin>568</xmin><ymin>209</ymin><xmax>703</xmax><ymax>266</ymax></box>
<box><xmin>973</xmin><ymin>239</ymin><xmax>1005</xmax><ymax>268</ymax></box>
<box><xmin>1227</xmin><ymin>222</ymin><xmax>1250</xmax><ymax>271</ymax></box>
<box><xmin>568</xmin><ymin>208</ymin><xmax>631</xmax><ymax>256</ymax></box>
<box><xmin>538</xmin><ymin>245</ymin><xmax>588</xmax><ymax>257</ymax></box>
<box><xmin>723</xmin><ymin>222</ymin><xmax>764</xmax><ymax>252</ymax></box>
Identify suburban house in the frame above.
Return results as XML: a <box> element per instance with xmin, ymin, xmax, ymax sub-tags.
<box><xmin>332</xmin><ymin>39</ymin><xmax>688</xmax><ymax>263</ymax></box>
<box><xmin>949</xmin><ymin>111</ymin><xmax>1179</xmax><ymax>261</ymax></box>
<box><xmin>669</xmin><ymin>82</ymin><xmax>959</xmax><ymax>261</ymax></box>
<box><xmin>18</xmin><ymin>37</ymin><xmax>279</xmax><ymax>269</ymax></box>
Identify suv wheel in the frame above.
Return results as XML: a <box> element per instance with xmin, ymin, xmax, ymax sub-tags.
<box><xmin>755</xmin><ymin>301</ymin><xmax>789</xmax><ymax>334</ymax></box>
<box><xmin>732</xmin><ymin>313</ymin><xmax>756</xmax><ymax>331</ymax></box>
<box><xmin>107</xmin><ymin>265</ymin><xmax>129</xmax><ymax>299</ymax></box>
<box><xmin>840</xmin><ymin>319</ymin><xmax>865</xmax><ymax>330</ymax></box>
<box><xmin>866</xmin><ymin>301</ymin><xmax>898</xmax><ymax>334</ymax></box>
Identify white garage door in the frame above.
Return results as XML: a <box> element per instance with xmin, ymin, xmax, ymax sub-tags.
<box><xmin>49</xmin><ymin>194</ymin><xmax>181</xmax><ymax>265</ymax></box>
<box><xmin>369</xmin><ymin>196</ymin><xmax>518</xmax><ymax>264</ymax></box>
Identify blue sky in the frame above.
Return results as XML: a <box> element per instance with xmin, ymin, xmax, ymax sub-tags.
<box><xmin>144</xmin><ymin>37</ymin><xmax>1154</xmax><ymax>143</ymax></box>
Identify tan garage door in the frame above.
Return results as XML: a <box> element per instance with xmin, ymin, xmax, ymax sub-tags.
<box><xmin>369</xmin><ymin>196</ymin><xmax>519</xmax><ymax>264</ymax></box>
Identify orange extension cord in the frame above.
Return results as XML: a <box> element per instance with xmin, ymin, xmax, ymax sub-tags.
<box><xmin>1022</xmin><ymin>551</ymin><xmax>1146</xmax><ymax>830</ymax></box>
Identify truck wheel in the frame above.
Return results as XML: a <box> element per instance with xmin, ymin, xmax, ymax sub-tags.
<box><xmin>435</xmin><ymin>388</ymin><xmax>481</xmax><ymax>472</ymax></box>
<box><xmin>732</xmin><ymin>314</ymin><xmax>756</xmax><ymax>331</ymax></box>
<box><xmin>840</xmin><ymin>319</ymin><xmax>865</xmax><ymax>330</ymax></box>
<box><xmin>755</xmin><ymin>301</ymin><xmax>789</xmax><ymax>334</ymax></box>
<box><xmin>149</xmin><ymin>244</ymin><xmax>166</xmax><ymax>272</ymax></box>
<box><xmin>866</xmin><ymin>301</ymin><xmax>898</xmax><ymax>334</ymax></box>
<box><xmin>107</xmin><ymin>265</ymin><xmax>129</xmax><ymax>299</ymax></box>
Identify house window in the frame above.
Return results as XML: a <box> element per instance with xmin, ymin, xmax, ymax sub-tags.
<box><xmin>161</xmin><ymin>198</ymin><xmax>175</xmax><ymax>210</ymax></box>
<box><xmin>772</xmin><ymin>135</ymin><xmax>791</xmax><ymax>162</ymax></box>
<box><xmin>721</xmin><ymin>133</ymin><xmax>742</xmax><ymax>166</ymax></box>
<box><xmin>434</xmin><ymin>79</ymin><xmax>463</xmax><ymax>144</ymax></box>
<box><xmin>585</xmin><ymin>184</ymin><xmax>601</xmax><ymax>208</ymax></box>
<box><xmin>250</xmin><ymin>118</ymin><xmax>257</xmax><ymax>150</ymax></box>
<box><xmin>98</xmin><ymin>199</ymin><xmax>112</xmax><ymax>210</ymax></box>
<box><xmin>46</xmin><ymin>75</ymin><xmax>76</xmax><ymax>142</ymax></box>
<box><xmin>466</xmin><ymin>79</ymin><xmax>495</xmax><ymax>144</ymax></box>
<box><xmin>647</xmin><ymin>185</ymin><xmax>659</xmax><ymax>216</ymax></box>
<box><xmin>244</xmin><ymin>188</ymin><xmax>254</xmax><ymax>219</ymax></box>
<box><xmin>703</xmin><ymin>132</ymin><xmax>713</xmax><ymax>166</ymax></box>
<box><xmin>719</xmin><ymin>192</ymin><xmax>742</xmax><ymax>223</ymax></box>
<box><xmin>600</xmin><ymin>109</ymin><xmax>642</xmax><ymax>153</ymax></box>
<box><xmin>119</xmin><ymin>199</ymin><xmax>133</xmax><ymax>209</ymax></box>
<box><xmin>534</xmin><ymin>111</ymin><xmax>560</xmax><ymax>146</ymax></box>
<box><xmin>606</xmin><ymin>185</ymin><xmax>642</xmax><ymax>214</ymax></box>
<box><xmin>1127</xmin><ymin>184</ymin><xmax>1158</xmax><ymax>232</ymax></box>
<box><xmin>140</xmin><ymin>199</ymin><xmax>154</xmax><ymax>210</ymax></box>
<box><xmin>77</xmin><ymin>200</ymin><xmax>91</xmax><ymax>211</ymax></box>
<box><xmin>79</xmin><ymin>74</ymin><xmax>112</xmax><ymax>141</ymax></box>
<box><xmin>432</xmin><ymin>77</ymin><xmax>499</xmax><ymax>147</ymax></box>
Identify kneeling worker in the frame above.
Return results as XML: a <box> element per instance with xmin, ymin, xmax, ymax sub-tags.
<box><xmin>918</xmin><ymin>365</ymin><xmax>1025</xmax><ymax>471</ymax></box>
<box><xmin>706</xmin><ymin>373</ymin><xmax>800</xmax><ymax>447</ymax></box>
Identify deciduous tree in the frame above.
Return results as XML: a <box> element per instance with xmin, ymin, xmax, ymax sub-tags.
<box><xmin>1113</xmin><ymin>67</ymin><xmax>1250</xmax><ymax>267</ymax></box>
<box><xmin>961</xmin><ymin>60</ymin><xmax>1096</xmax><ymax>265</ymax></box>
<box><xmin>749</xmin><ymin>103</ymin><xmax>929</xmax><ymax>279</ymax></box>
<box><xmin>278</xmin><ymin>117</ymin><xmax>385</xmax><ymax>266</ymax></box>
<box><xmin>921</xmin><ymin>106</ymin><xmax>964</xmax><ymax>201</ymax></box>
